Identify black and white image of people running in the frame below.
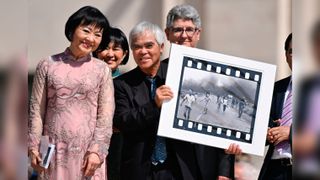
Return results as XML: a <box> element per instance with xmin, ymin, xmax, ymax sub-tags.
<box><xmin>176</xmin><ymin>66</ymin><xmax>258</xmax><ymax>133</ymax></box>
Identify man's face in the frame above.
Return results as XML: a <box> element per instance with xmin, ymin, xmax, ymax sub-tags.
<box><xmin>165</xmin><ymin>19</ymin><xmax>201</xmax><ymax>48</ymax></box>
<box><xmin>285</xmin><ymin>41</ymin><xmax>292</xmax><ymax>70</ymax></box>
<box><xmin>131</xmin><ymin>31</ymin><xmax>164</xmax><ymax>73</ymax></box>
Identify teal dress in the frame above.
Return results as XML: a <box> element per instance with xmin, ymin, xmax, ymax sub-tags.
<box><xmin>112</xmin><ymin>68</ymin><xmax>121</xmax><ymax>78</ymax></box>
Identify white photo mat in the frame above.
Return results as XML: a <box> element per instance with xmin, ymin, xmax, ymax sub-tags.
<box><xmin>158</xmin><ymin>44</ymin><xmax>276</xmax><ymax>156</ymax></box>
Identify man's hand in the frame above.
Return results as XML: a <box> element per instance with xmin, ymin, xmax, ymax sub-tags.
<box><xmin>82</xmin><ymin>152</ymin><xmax>101</xmax><ymax>177</ymax></box>
<box><xmin>29</xmin><ymin>150</ymin><xmax>45</xmax><ymax>173</ymax></box>
<box><xmin>268</xmin><ymin>126</ymin><xmax>290</xmax><ymax>145</ymax></box>
<box><xmin>267</xmin><ymin>127</ymin><xmax>274</xmax><ymax>143</ymax></box>
<box><xmin>155</xmin><ymin>85</ymin><xmax>173</xmax><ymax>108</ymax></box>
<box><xmin>225</xmin><ymin>143</ymin><xmax>242</xmax><ymax>155</ymax></box>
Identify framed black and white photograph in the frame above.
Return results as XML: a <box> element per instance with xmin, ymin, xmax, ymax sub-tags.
<box><xmin>158</xmin><ymin>44</ymin><xmax>276</xmax><ymax>156</ymax></box>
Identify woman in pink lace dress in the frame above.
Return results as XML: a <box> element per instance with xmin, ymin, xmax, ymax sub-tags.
<box><xmin>28</xmin><ymin>6</ymin><xmax>114</xmax><ymax>179</ymax></box>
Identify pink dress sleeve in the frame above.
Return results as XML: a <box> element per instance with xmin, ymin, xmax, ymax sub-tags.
<box><xmin>28</xmin><ymin>59</ymin><xmax>48</xmax><ymax>151</ymax></box>
<box><xmin>87</xmin><ymin>66</ymin><xmax>115</xmax><ymax>162</ymax></box>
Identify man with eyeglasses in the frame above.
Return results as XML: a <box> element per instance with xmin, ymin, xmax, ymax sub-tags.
<box><xmin>159</xmin><ymin>4</ymin><xmax>241</xmax><ymax>180</ymax></box>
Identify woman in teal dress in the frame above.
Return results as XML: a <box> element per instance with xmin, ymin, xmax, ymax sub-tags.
<box><xmin>93</xmin><ymin>27</ymin><xmax>129</xmax><ymax>180</ymax></box>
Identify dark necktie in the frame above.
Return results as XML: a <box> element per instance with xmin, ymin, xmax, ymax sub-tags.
<box><xmin>147</xmin><ymin>77</ymin><xmax>167</xmax><ymax>164</ymax></box>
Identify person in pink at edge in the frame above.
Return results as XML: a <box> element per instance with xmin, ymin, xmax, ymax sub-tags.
<box><xmin>28</xmin><ymin>6</ymin><xmax>114</xmax><ymax>179</ymax></box>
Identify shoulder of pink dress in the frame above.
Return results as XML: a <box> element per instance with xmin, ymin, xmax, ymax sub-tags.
<box><xmin>92</xmin><ymin>56</ymin><xmax>109</xmax><ymax>68</ymax></box>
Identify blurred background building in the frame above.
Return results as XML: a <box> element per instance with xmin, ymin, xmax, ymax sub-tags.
<box><xmin>25</xmin><ymin>0</ymin><xmax>292</xmax><ymax>80</ymax></box>
<box><xmin>293</xmin><ymin>0</ymin><xmax>320</xmax><ymax>79</ymax></box>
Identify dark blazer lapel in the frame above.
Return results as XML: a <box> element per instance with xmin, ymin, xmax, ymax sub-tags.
<box><xmin>273</xmin><ymin>76</ymin><xmax>291</xmax><ymax>120</ymax></box>
<box><xmin>131</xmin><ymin>61</ymin><xmax>168</xmax><ymax>106</ymax></box>
<box><xmin>132</xmin><ymin>82</ymin><xmax>151</xmax><ymax>106</ymax></box>
<box><xmin>274</xmin><ymin>92</ymin><xmax>285</xmax><ymax>119</ymax></box>
<box><xmin>128</xmin><ymin>67</ymin><xmax>152</xmax><ymax>107</ymax></box>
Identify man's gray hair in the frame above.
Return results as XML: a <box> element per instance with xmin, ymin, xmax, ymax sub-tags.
<box><xmin>166</xmin><ymin>4</ymin><xmax>201</xmax><ymax>28</ymax></box>
<box><xmin>129</xmin><ymin>21</ymin><xmax>165</xmax><ymax>48</ymax></box>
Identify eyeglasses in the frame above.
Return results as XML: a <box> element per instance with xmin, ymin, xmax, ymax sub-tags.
<box><xmin>171</xmin><ymin>27</ymin><xmax>199</xmax><ymax>37</ymax></box>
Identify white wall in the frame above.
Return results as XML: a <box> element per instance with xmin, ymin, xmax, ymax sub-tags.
<box><xmin>0</xmin><ymin>0</ymin><xmax>27</xmax><ymax>66</ymax></box>
<box><xmin>27</xmin><ymin>0</ymin><xmax>291</xmax><ymax>80</ymax></box>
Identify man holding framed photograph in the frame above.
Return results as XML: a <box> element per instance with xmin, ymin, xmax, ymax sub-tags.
<box><xmin>162</xmin><ymin>4</ymin><xmax>241</xmax><ymax>180</ymax></box>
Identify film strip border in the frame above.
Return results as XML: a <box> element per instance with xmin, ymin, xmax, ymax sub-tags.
<box><xmin>173</xmin><ymin>119</ymin><xmax>252</xmax><ymax>143</ymax></box>
<box><xmin>172</xmin><ymin>56</ymin><xmax>263</xmax><ymax>143</ymax></box>
<box><xmin>183</xmin><ymin>56</ymin><xmax>262</xmax><ymax>82</ymax></box>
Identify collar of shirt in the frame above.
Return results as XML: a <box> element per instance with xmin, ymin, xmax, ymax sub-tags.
<box><xmin>136</xmin><ymin>61</ymin><xmax>167</xmax><ymax>86</ymax></box>
<box><xmin>112</xmin><ymin>68</ymin><xmax>121</xmax><ymax>78</ymax></box>
<box><xmin>63</xmin><ymin>48</ymin><xmax>91</xmax><ymax>62</ymax></box>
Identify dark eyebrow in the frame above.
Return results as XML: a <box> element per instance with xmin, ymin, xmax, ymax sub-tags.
<box><xmin>132</xmin><ymin>43</ymin><xmax>142</xmax><ymax>48</ymax></box>
<box><xmin>113</xmin><ymin>44</ymin><xmax>122</xmax><ymax>48</ymax></box>
<box><xmin>84</xmin><ymin>26</ymin><xmax>92</xmax><ymax>30</ymax></box>
<box><xmin>144</xmin><ymin>41</ymin><xmax>155</xmax><ymax>46</ymax></box>
<box><xmin>83</xmin><ymin>25</ymin><xmax>103</xmax><ymax>33</ymax></box>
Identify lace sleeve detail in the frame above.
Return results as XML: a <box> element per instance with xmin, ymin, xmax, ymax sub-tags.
<box><xmin>28</xmin><ymin>59</ymin><xmax>48</xmax><ymax>152</ymax></box>
<box><xmin>87</xmin><ymin>66</ymin><xmax>115</xmax><ymax>162</ymax></box>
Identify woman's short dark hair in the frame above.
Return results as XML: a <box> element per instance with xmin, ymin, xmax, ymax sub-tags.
<box><xmin>284</xmin><ymin>33</ymin><xmax>292</xmax><ymax>51</ymax></box>
<box><xmin>65</xmin><ymin>6</ymin><xmax>110</xmax><ymax>42</ymax></box>
<box><xmin>93</xmin><ymin>27</ymin><xmax>130</xmax><ymax>65</ymax></box>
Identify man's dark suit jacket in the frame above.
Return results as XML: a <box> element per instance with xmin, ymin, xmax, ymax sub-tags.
<box><xmin>258</xmin><ymin>76</ymin><xmax>292</xmax><ymax>180</ymax></box>
<box><xmin>113</xmin><ymin>59</ymin><xmax>234</xmax><ymax>180</ymax></box>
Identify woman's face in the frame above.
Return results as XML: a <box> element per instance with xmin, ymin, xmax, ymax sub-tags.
<box><xmin>97</xmin><ymin>41</ymin><xmax>127</xmax><ymax>71</ymax></box>
<box><xmin>69</xmin><ymin>24</ymin><xmax>103</xmax><ymax>58</ymax></box>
